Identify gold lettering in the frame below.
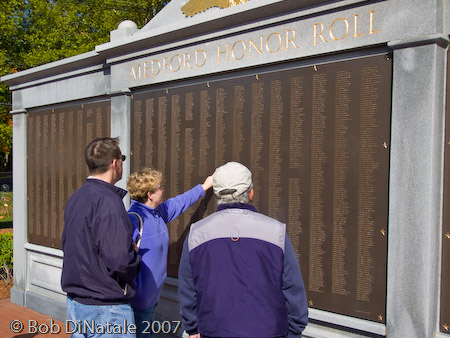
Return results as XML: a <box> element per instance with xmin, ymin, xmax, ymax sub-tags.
<box><xmin>163</xmin><ymin>57</ymin><xmax>169</xmax><ymax>73</ymax></box>
<box><xmin>313</xmin><ymin>23</ymin><xmax>327</xmax><ymax>45</ymax></box>
<box><xmin>285</xmin><ymin>29</ymin><xmax>300</xmax><ymax>50</ymax></box>
<box><xmin>217</xmin><ymin>44</ymin><xmax>229</xmax><ymax>64</ymax></box>
<box><xmin>249</xmin><ymin>37</ymin><xmax>263</xmax><ymax>57</ymax></box>
<box><xmin>196</xmin><ymin>50</ymin><xmax>207</xmax><ymax>68</ymax></box>
<box><xmin>369</xmin><ymin>11</ymin><xmax>381</xmax><ymax>34</ymax></box>
<box><xmin>170</xmin><ymin>55</ymin><xmax>181</xmax><ymax>72</ymax></box>
<box><xmin>183</xmin><ymin>53</ymin><xmax>193</xmax><ymax>70</ymax></box>
<box><xmin>143</xmin><ymin>62</ymin><xmax>150</xmax><ymax>78</ymax></box>
<box><xmin>128</xmin><ymin>13</ymin><xmax>382</xmax><ymax>82</ymax></box>
<box><xmin>266</xmin><ymin>33</ymin><xmax>282</xmax><ymax>53</ymax></box>
<box><xmin>353</xmin><ymin>14</ymin><xmax>365</xmax><ymax>38</ymax></box>
<box><xmin>130</xmin><ymin>65</ymin><xmax>139</xmax><ymax>79</ymax></box>
<box><xmin>232</xmin><ymin>40</ymin><xmax>246</xmax><ymax>60</ymax></box>
<box><xmin>329</xmin><ymin>17</ymin><xmax>349</xmax><ymax>41</ymax></box>
<box><xmin>151</xmin><ymin>60</ymin><xmax>161</xmax><ymax>76</ymax></box>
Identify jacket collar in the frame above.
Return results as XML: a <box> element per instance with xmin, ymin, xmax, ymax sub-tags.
<box><xmin>216</xmin><ymin>203</ymin><xmax>257</xmax><ymax>213</ymax></box>
<box><xmin>86</xmin><ymin>177</ymin><xmax>128</xmax><ymax>199</ymax></box>
<box><xmin>129</xmin><ymin>200</ymin><xmax>159</xmax><ymax>215</ymax></box>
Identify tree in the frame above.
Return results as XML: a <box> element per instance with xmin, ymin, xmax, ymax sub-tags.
<box><xmin>0</xmin><ymin>0</ymin><xmax>26</xmax><ymax>169</ymax></box>
<box><xmin>19</xmin><ymin>0</ymin><xmax>167</xmax><ymax>67</ymax></box>
<box><xmin>0</xmin><ymin>0</ymin><xmax>168</xmax><ymax>170</ymax></box>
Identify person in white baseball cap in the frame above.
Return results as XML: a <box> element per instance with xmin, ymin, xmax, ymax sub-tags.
<box><xmin>213</xmin><ymin>161</ymin><xmax>253</xmax><ymax>204</ymax></box>
<box><xmin>178</xmin><ymin>161</ymin><xmax>308</xmax><ymax>338</ymax></box>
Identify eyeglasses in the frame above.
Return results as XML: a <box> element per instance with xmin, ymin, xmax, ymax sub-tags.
<box><xmin>121</xmin><ymin>155</ymin><xmax>126</xmax><ymax>162</ymax></box>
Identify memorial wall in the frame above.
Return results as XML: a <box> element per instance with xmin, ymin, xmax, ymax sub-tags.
<box><xmin>27</xmin><ymin>101</ymin><xmax>111</xmax><ymax>249</ymax></box>
<box><xmin>130</xmin><ymin>53</ymin><xmax>391</xmax><ymax>323</ymax></box>
<box><xmin>3</xmin><ymin>0</ymin><xmax>449</xmax><ymax>336</ymax></box>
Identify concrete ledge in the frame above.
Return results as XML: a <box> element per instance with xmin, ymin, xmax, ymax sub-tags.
<box><xmin>107</xmin><ymin>88</ymin><xmax>132</xmax><ymax>97</ymax></box>
<box><xmin>303</xmin><ymin>322</ymin><xmax>382</xmax><ymax>338</ymax></box>
<box><xmin>308</xmin><ymin>308</ymin><xmax>386</xmax><ymax>336</ymax></box>
<box><xmin>10</xmin><ymin>286</ymin><xmax>25</xmax><ymax>307</ymax></box>
<box><xmin>25</xmin><ymin>243</ymin><xmax>63</xmax><ymax>258</ymax></box>
<box><xmin>388</xmin><ymin>33</ymin><xmax>449</xmax><ymax>50</ymax></box>
<box><xmin>9</xmin><ymin>109</ymin><xmax>27</xmax><ymax>116</ymax></box>
<box><xmin>25</xmin><ymin>290</ymin><xmax>67</xmax><ymax>322</ymax></box>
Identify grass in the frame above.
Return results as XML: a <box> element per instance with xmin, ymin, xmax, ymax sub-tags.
<box><xmin>0</xmin><ymin>192</ymin><xmax>12</xmax><ymax>230</ymax></box>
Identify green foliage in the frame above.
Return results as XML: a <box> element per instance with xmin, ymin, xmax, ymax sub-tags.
<box><xmin>0</xmin><ymin>232</ymin><xmax>13</xmax><ymax>285</ymax></box>
<box><xmin>0</xmin><ymin>123</ymin><xmax>12</xmax><ymax>154</ymax></box>
<box><xmin>0</xmin><ymin>0</ymin><xmax>24</xmax><ymax>161</ymax></box>
<box><xmin>19</xmin><ymin>0</ymin><xmax>167</xmax><ymax>67</ymax></box>
<box><xmin>3</xmin><ymin>0</ymin><xmax>168</xmax><ymax>71</ymax></box>
<box><xmin>0</xmin><ymin>0</ymin><xmax>169</xmax><ymax>162</ymax></box>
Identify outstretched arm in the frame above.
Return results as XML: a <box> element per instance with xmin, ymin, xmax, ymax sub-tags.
<box><xmin>159</xmin><ymin>172</ymin><xmax>215</xmax><ymax>223</ymax></box>
<box><xmin>201</xmin><ymin>172</ymin><xmax>214</xmax><ymax>191</ymax></box>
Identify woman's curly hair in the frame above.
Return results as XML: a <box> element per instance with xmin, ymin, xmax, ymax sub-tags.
<box><xmin>127</xmin><ymin>168</ymin><xmax>163</xmax><ymax>203</ymax></box>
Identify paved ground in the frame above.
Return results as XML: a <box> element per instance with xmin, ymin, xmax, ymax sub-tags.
<box><xmin>0</xmin><ymin>298</ymin><xmax>181</xmax><ymax>338</ymax></box>
<box><xmin>0</xmin><ymin>298</ymin><xmax>70</xmax><ymax>338</ymax></box>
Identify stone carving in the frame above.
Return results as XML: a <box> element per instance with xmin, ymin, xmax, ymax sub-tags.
<box><xmin>181</xmin><ymin>0</ymin><xmax>248</xmax><ymax>17</ymax></box>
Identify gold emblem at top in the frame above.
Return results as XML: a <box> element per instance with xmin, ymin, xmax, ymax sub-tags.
<box><xmin>181</xmin><ymin>0</ymin><xmax>248</xmax><ymax>17</ymax></box>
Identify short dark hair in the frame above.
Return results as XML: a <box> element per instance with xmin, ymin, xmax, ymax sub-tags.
<box><xmin>85</xmin><ymin>137</ymin><xmax>121</xmax><ymax>174</ymax></box>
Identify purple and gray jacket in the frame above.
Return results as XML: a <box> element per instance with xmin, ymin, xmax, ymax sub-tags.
<box><xmin>178</xmin><ymin>204</ymin><xmax>308</xmax><ymax>338</ymax></box>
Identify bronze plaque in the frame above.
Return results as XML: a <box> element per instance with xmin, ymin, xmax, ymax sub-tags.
<box><xmin>27</xmin><ymin>101</ymin><xmax>111</xmax><ymax>249</ymax></box>
<box><xmin>130</xmin><ymin>54</ymin><xmax>391</xmax><ymax>322</ymax></box>
<box><xmin>441</xmin><ymin>47</ymin><xmax>450</xmax><ymax>333</ymax></box>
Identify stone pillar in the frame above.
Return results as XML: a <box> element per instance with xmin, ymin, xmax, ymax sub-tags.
<box><xmin>10</xmin><ymin>109</ymin><xmax>27</xmax><ymax>306</ymax></box>
<box><xmin>110</xmin><ymin>90</ymin><xmax>132</xmax><ymax>206</ymax></box>
<box><xmin>387</xmin><ymin>35</ymin><xmax>449</xmax><ymax>338</ymax></box>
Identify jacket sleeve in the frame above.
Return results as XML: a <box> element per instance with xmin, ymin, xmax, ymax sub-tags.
<box><xmin>97</xmin><ymin>209</ymin><xmax>141</xmax><ymax>286</ymax></box>
<box><xmin>178</xmin><ymin>234</ymin><xmax>199</xmax><ymax>335</ymax></box>
<box><xmin>282</xmin><ymin>234</ymin><xmax>308</xmax><ymax>337</ymax></box>
<box><xmin>159</xmin><ymin>185</ymin><xmax>205</xmax><ymax>223</ymax></box>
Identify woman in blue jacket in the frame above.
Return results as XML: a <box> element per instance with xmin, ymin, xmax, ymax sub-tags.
<box><xmin>126</xmin><ymin>168</ymin><xmax>213</xmax><ymax>338</ymax></box>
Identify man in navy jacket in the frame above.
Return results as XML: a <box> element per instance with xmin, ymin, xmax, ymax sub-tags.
<box><xmin>61</xmin><ymin>137</ymin><xmax>141</xmax><ymax>338</ymax></box>
<box><xmin>178</xmin><ymin>162</ymin><xmax>308</xmax><ymax>338</ymax></box>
